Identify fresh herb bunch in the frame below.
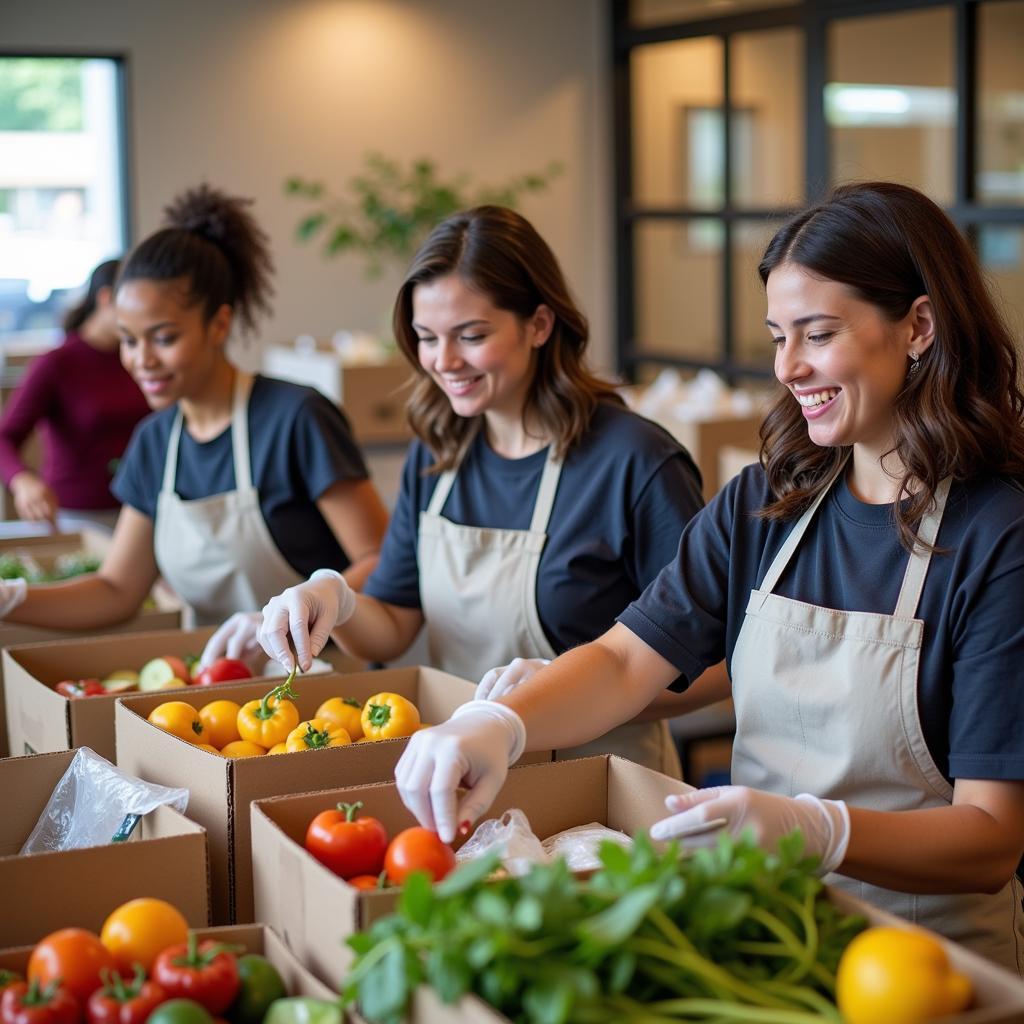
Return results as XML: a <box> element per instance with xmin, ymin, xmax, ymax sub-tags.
<box><xmin>284</xmin><ymin>153</ymin><xmax>563</xmax><ymax>279</ymax></box>
<box><xmin>0</xmin><ymin>551</ymin><xmax>100</xmax><ymax>583</ymax></box>
<box><xmin>342</xmin><ymin>831</ymin><xmax>866</xmax><ymax>1024</ymax></box>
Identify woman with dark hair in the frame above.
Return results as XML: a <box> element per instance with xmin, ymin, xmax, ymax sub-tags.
<box><xmin>0</xmin><ymin>258</ymin><xmax>149</xmax><ymax>530</ymax></box>
<box><xmin>258</xmin><ymin>205</ymin><xmax>717</xmax><ymax>773</ymax></box>
<box><xmin>0</xmin><ymin>185</ymin><xmax>389</xmax><ymax>659</ymax></box>
<box><xmin>389</xmin><ymin>183</ymin><xmax>1024</xmax><ymax>970</ymax></box>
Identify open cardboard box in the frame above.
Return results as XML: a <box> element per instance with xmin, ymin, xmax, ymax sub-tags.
<box><xmin>255</xmin><ymin>755</ymin><xmax>1024</xmax><ymax>1023</ymax></box>
<box><xmin>1</xmin><ymin>626</ymin><xmax>269</xmax><ymax>760</ymax></box>
<box><xmin>0</xmin><ymin>529</ymin><xmax>182</xmax><ymax>758</ymax></box>
<box><xmin>0</xmin><ymin>924</ymin><xmax>335</xmax><ymax>1002</ymax></box>
<box><xmin>115</xmin><ymin>666</ymin><xmax>527</xmax><ymax>925</ymax></box>
<box><xmin>0</xmin><ymin>748</ymin><xmax>209</xmax><ymax>947</ymax></box>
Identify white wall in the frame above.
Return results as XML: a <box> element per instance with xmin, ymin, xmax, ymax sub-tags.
<box><xmin>1</xmin><ymin>0</ymin><xmax>614</xmax><ymax>370</ymax></box>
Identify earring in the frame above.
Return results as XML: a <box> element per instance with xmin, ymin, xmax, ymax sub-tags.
<box><xmin>907</xmin><ymin>351</ymin><xmax>921</xmax><ymax>378</ymax></box>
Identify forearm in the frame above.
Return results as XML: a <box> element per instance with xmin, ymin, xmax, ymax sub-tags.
<box><xmin>6</xmin><ymin>573</ymin><xmax>146</xmax><ymax>630</ymax></box>
<box><xmin>330</xmin><ymin>594</ymin><xmax>423</xmax><ymax>663</ymax></box>
<box><xmin>342</xmin><ymin>552</ymin><xmax>379</xmax><ymax>593</ymax></box>
<box><xmin>630</xmin><ymin>659</ymin><xmax>731</xmax><ymax>723</ymax></box>
<box><xmin>843</xmin><ymin>802</ymin><xmax>1023</xmax><ymax>894</ymax></box>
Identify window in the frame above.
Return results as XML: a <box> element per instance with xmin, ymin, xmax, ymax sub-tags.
<box><xmin>614</xmin><ymin>0</ymin><xmax>1024</xmax><ymax>382</ymax></box>
<box><xmin>0</xmin><ymin>56</ymin><xmax>128</xmax><ymax>342</ymax></box>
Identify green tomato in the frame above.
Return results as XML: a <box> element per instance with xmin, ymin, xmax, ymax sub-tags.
<box><xmin>148</xmin><ymin>999</ymin><xmax>216</xmax><ymax>1024</ymax></box>
<box><xmin>228</xmin><ymin>954</ymin><xmax>287</xmax><ymax>1024</ymax></box>
<box><xmin>263</xmin><ymin>997</ymin><xmax>344</xmax><ymax>1024</ymax></box>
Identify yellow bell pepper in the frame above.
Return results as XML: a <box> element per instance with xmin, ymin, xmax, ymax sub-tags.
<box><xmin>316</xmin><ymin>696</ymin><xmax>364</xmax><ymax>741</ymax></box>
<box><xmin>148</xmin><ymin>701</ymin><xmax>206</xmax><ymax>743</ymax></box>
<box><xmin>237</xmin><ymin>677</ymin><xmax>300</xmax><ymax>748</ymax></box>
<box><xmin>360</xmin><ymin>691</ymin><xmax>420</xmax><ymax>740</ymax></box>
<box><xmin>285</xmin><ymin>717</ymin><xmax>352</xmax><ymax>752</ymax></box>
<box><xmin>220</xmin><ymin>739</ymin><xmax>267</xmax><ymax>758</ymax></box>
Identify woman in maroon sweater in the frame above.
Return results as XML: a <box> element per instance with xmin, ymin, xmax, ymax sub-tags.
<box><xmin>0</xmin><ymin>260</ymin><xmax>150</xmax><ymax>529</ymax></box>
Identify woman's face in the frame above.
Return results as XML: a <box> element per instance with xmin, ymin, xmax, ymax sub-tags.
<box><xmin>766</xmin><ymin>263</ymin><xmax>921</xmax><ymax>454</ymax></box>
<box><xmin>412</xmin><ymin>274</ymin><xmax>552</xmax><ymax>421</ymax></box>
<box><xmin>116</xmin><ymin>278</ymin><xmax>230</xmax><ymax>409</ymax></box>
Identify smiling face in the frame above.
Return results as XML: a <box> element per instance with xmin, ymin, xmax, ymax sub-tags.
<box><xmin>412</xmin><ymin>273</ymin><xmax>552</xmax><ymax>423</ymax></box>
<box><xmin>766</xmin><ymin>263</ymin><xmax>925</xmax><ymax>458</ymax></box>
<box><xmin>116</xmin><ymin>278</ymin><xmax>230</xmax><ymax>409</ymax></box>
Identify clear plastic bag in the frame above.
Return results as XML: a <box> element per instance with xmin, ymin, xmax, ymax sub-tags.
<box><xmin>455</xmin><ymin>808</ymin><xmax>548</xmax><ymax>877</ymax></box>
<box><xmin>20</xmin><ymin>747</ymin><xmax>189</xmax><ymax>854</ymax></box>
<box><xmin>541</xmin><ymin>822</ymin><xmax>634</xmax><ymax>872</ymax></box>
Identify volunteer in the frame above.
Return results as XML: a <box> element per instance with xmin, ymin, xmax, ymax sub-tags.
<box><xmin>0</xmin><ymin>184</ymin><xmax>389</xmax><ymax>646</ymax></box>
<box><xmin>0</xmin><ymin>258</ymin><xmax>150</xmax><ymax>531</ymax></box>
<box><xmin>391</xmin><ymin>182</ymin><xmax>1024</xmax><ymax>972</ymax></box>
<box><xmin>258</xmin><ymin>205</ymin><xmax>724</xmax><ymax>774</ymax></box>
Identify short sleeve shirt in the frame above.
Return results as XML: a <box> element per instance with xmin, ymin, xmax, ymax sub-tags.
<box><xmin>112</xmin><ymin>375</ymin><xmax>369</xmax><ymax>576</ymax></box>
<box><xmin>364</xmin><ymin>402</ymin><xmax>705</xmax><ymax>653</ymax></box>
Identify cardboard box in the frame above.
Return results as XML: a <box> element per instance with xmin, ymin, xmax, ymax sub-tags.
<box><xmin>0</xmin><ymin>748</ymin><xmax>209</xmax><ymax>947</ymax></box>
<box><xmin>116</xmin><ymin>666</ymin><xmax>496</xmax><ymax>925</ymax></box>
<box><xmin>0</xmin><ymin>924</ymin><xmax>335</xmax><ymax>1003</ymax></box>
<box><xmin>322</xmin><ymin>759</ymin><xmax>1024</xmax><ymax>1024</ymax></box>
<box><xmin>660</xmin><ymin>413</ymin><xmax>764</xmax><ymax>500</ymax></box>
<box><xmin>0</xmin><ymin>529</ymin><xmax>182</xmax><ymax>758</ymax></box>
<box><xmin>2</xmin><ymin>627</ymin><xmax>256</xmax><ymax>760</ymax></box>
<box><xmin>263</xmin><ymin>343</ymin><xmax>412</xmax><ymax>445</ymax></box>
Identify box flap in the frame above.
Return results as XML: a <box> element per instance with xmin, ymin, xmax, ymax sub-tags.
<box><xmin>0</xmin><ymin>749</ymin><xmax>76</xmax><ymax>853</ymax></box>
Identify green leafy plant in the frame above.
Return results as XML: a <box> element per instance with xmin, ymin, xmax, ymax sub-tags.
<box><xmin>342</xmin><ymin>830</ymin><xmax>867</xmax><ymax>1024</ymax></box>
<box><xmin>284</xmin><ymin>153</ymin><xmax>563</xmax><ymax>278</ymax></box>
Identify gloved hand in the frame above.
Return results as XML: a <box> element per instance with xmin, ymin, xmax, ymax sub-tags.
<box><xmin>259</xmin><ymin>569</ymin><xmax>357</xmax><ymax>672</ymax></box>
<box><xmin>476</xmin><ymin>657</ymin><xmax>551</xmax><ymax>701</ymax></box>
<box><xmin>0</xmin><ymin>577</ymin><xmax>27</xmax><ymax>619</ymax></box>
<box><xmin>649</xmin><ymin>785</ymin><xmax>851</xmax><ymax>876</ymax></box>
<box><xmin>395</xmin><ymin>701</ymin><xmax>527</xmax><ymax>843</ymax></box>
<box><xmin>200</xmin><ymin>611</ymin><xmax>264</xmax><ymax>669</ymax></box>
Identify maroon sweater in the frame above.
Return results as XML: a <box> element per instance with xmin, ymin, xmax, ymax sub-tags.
<box><xmin>0</xmin><ymin>332</ymin><xmax>150</xmax><ymax>510</ymax></box>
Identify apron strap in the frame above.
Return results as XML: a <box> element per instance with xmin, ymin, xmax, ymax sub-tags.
<box><xmin>758</xmin><ymin>457</ymin><xmax>848</xmax><ymax>597</ymax></box>
<box><xmin>529</xmin><ymin>452</ymin><xmax>564</xmax><ymax>534</ymax></box>
<box><xmin>893</xmin><ymin>476</ymin><xmax>952</xmax><ymax>620</ymax></box>
<box><xmin>426</xmin><ymin>468</ymin><xmax>458</xmax><ymax>517</ymax></box>
<box><xmin>161</xmin><ymin>413</ymin><xmax>185</xmax><ymax>494</ymax></box>
<box><xmin>230</xmin><ymin>372</ymin><xmax>255</xmax><ymax>491</ymax></box>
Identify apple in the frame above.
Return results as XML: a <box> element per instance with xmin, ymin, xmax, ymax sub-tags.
<box><xmin>138</xmin><ymin>655</ymin><xmax>192</xmax><ymax>691</ymax></box>
<box><xmin>194</xmin><ymin>657</ymin><xmax>252</xmax><ymax>686</ymax></box>
<box><xmin>102</xmin><ymin>669</ymin><xmax>139</xmax><ymax>694</ymax></box>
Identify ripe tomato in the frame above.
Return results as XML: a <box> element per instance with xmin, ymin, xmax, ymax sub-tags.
<box><xmin>384</xmin><ymin>827</ymin><xmax>456</xmax><ymax>884</ymax></box>
<box><xmin>193</xmin><ymin>658</ymin><xmax>251</xmax><ymax>687</ymax></box>
<box><xmin>346</xmin><ymin>874</ymin><xmax>384</xmax><ymax>891</ymax></box>
<box><xmin>100</xmin><ymin>897</ymin><xmax>190</xmax><ymax>973</ymax></box>
<box><xmin>197</xmin><ymin>700</ymin><xmax>242</xmax><ymax>749</ymax></box>
<box><xmin>28</xmin><ymin>927</ymin><xmax>117</xmax><ymax>1006</ymax></box>
<box><xmin>305</xmin><ymin>801</ymin><xmax>388</xmax><ymax>879</ymax></box>
<box><xmin>148</xmin><ymin>702</ymin><xmax>205</xmax><ymax>744</ymax></box>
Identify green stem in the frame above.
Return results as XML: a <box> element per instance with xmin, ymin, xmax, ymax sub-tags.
<box><xmin>644</xmin><ymin>998</ymin><xmax>833</xmax><ymax>1023</ymax></box>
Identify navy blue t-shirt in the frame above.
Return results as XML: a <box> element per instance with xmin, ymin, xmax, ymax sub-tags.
<box><xmin>364</xmin><ymin>402</ymin><xmax>704</xmax><ymax>653</ymax></box>
<box><xmin>620</xmin><ymin>464</ymin><xmax>1024</xmax><ymax>784</ymax></box>
<box><xmin>112</xmin><ymin>375</ymin><xmax>369</xmax><ymax>577</ymax></box>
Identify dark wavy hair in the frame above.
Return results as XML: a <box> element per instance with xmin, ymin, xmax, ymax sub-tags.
<box><xmin>116</xmin><ymin>184</ymin><xmax>274</xmax><ymax>337</ymax></box>
<box><xmin>63</xmin><ymin>258</ymin><xmax>120</xmax><ymax>332</ymax></box>
<box><xmin>757</xmin><ymin>181</ymin><xmax>1024</xmax><ymax>551</ymax></box>
<box><xmin>392</xmin><ymin>205</ymin><xmax>622</xmax><ymax>471</ymax></box>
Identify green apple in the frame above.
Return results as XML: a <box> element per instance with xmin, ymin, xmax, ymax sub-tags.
<box><xmin>104</xmin><ymin>668</ymin><xmax>140</xmax><ymax>685</ymax></box>
<box><xmin>138</xmin><ymin>655</ymin><xmax>192</xmax><ymax>691</ymax></box>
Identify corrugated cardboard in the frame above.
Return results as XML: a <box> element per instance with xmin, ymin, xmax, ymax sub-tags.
<box><xmin>1</xmin><ymin>626</ymin><xmax>252</xmax><ymax>760</ymax></box>
<box><xmin>663</xmin><ymin>414</ymin><xmax>764</xmax><ymax>500</ymax></box>
<box><xmin>263</xmin><ymin>344</ymin><xmax>412</xmax><ymax>445</ymax></box>
<box><xmin>0</xmin><ymin>748</ymin><xmax>209</xmax><ymax>946</ymax></box>
<box><xmin>0</xmin><ymin>528</ymin><xmax>182</xmax><ymax>758</ymax></box>
<box><xmin>0</xmin><ymin>924</ymin><xmax>334</xmax><ymax>1002</ymax></box>
<box><xmin>116</xmin><ymin>666</ymin><xmax>509</xmax><ymax>925</ymax></box>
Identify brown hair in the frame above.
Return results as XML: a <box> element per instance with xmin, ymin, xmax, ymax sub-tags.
<box><xmin>117</xmin><ymin>184</ymin><xmax>273</xmax><ymax>338</ymax></box>
<box><xmin>392</xmin><ymin>205</ymin><xmax>622</xmax><ymax>470</ymax></box>
<box><xmin>757</xmin><ymin>181</ymin><xmax>1024</xmax><ymax>550</ymax></box>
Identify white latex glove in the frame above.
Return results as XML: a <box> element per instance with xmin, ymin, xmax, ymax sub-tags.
<box><xmin>259</xmin><ymin>569</ymin><xmax>357</xmax><ymax>672</ymax></box>
<box><xmin>200</xmin><ymin>611</ymin><xmax>264</xmax><ymax>669</ymax></box>
<box><xmin>395</xmin><ymin>701</ymin><xmax>527</xmax><ymax>844</ymax></box>
<box><xmin>0</xmin><ymin>577</ymin><xmax>27</xmax><ymax>618</ymax></box>
<box><xmin>649</xmin><ymin>785</ymin><xmax>851</xmax><ymax>876</ymax></box>
<box><xmin>476</xmin><ymin>657</ymin><xmax>550</xmax><ymax>701</ymax></box>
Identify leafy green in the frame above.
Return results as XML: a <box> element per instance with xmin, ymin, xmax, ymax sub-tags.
<box><xmin>0</xmin><ymin>550</ymin><xmax>100</xmax><ymax>583</ymax></box>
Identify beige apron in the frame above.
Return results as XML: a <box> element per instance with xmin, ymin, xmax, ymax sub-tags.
<box><xmin>153</xmin><ymin>372</ymin><xmax>304</xmax><ymax>627</ymax></box>
<box><xmin>418</xmin><ymin>446</ymin><xmax>680</xmax><ymax>776</ymax></box>
<box><xmin>730</xmin><ymin>467</ymin><xmax>1024</xmax><ymax>973</ymax></box>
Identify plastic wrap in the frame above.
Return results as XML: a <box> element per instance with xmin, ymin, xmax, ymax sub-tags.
<box><xmin>20</xmin><ymin>747</ymin><xmax>189</xmax><ymax>854</ymax></box>
<box><xmin>455</xmin><ymin>808</ymin><xmax>547</xmax><ymax>877</ymax></box>
<box><xmin>541</xmin><ymin>822</ymin><xmax>634</xmax><ymax>872</ymax></box>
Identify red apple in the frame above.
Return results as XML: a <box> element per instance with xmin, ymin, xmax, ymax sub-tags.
<box><xmin>193</xmin><ymin>657</ymin><xmax>252</xmax><ymax>686</ymax></box>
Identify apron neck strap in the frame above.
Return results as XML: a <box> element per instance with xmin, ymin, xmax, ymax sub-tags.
<box><xmin>893</xmin><ymin>476</ymin><xmax>951</xmax><ymax>619</ymax></box>
<box><xmin>426</xmin><ymin>467</ymin><xmax>458</xmax><ymax>516</ymax></box>
<box><xmin>159</xmin><ymin>371</ymin><xmax>254</xmax><ymax>495</ymax></box>
<box><xmin>759</xmin><ymin>457</ymin><xmax>847</xmax><ymax>596</ymax></box>
<box><xmin>528</xmin><ymin>451</ymin><xmax>563</xmax><ymax>534</ymax></box>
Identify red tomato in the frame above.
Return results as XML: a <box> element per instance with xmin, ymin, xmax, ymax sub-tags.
<box><xmin>152</xmin><ymin>936</ymin><xmax>239</xmax><ymax>1015</ymax></box>
<box><xmin>384</xmin><ymin>827</ymin><xmax>456</xmax><ymax>884</ymax></box>
<box><xmin>346</xmin><ymin>874</ymin><xmax>384</xmax><ymax>891</ymax></box>
<box><xmin>305</xmin><ymin>801</ymin><xmax>388</xmax><ymax>879</ymax></box>
<box><xmin>193</xmin><ymin>659</ymin><xmax>252</xmax><ymax>687</ymax></box>
<box><xmin>28</xmin><ymin>928</ymin><xmax>117</xmax><ymax>1007</ymax></box>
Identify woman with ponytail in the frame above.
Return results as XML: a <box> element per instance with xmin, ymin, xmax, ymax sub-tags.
<box><xmin>0</xmin><ymin>258</ymin><xmax>149</xmax><ymax>529</ymax></box>
<box><xmin>0</xmin><ymin>185</ymin><xmax>389</xmax><ymax>663</ymax></box>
